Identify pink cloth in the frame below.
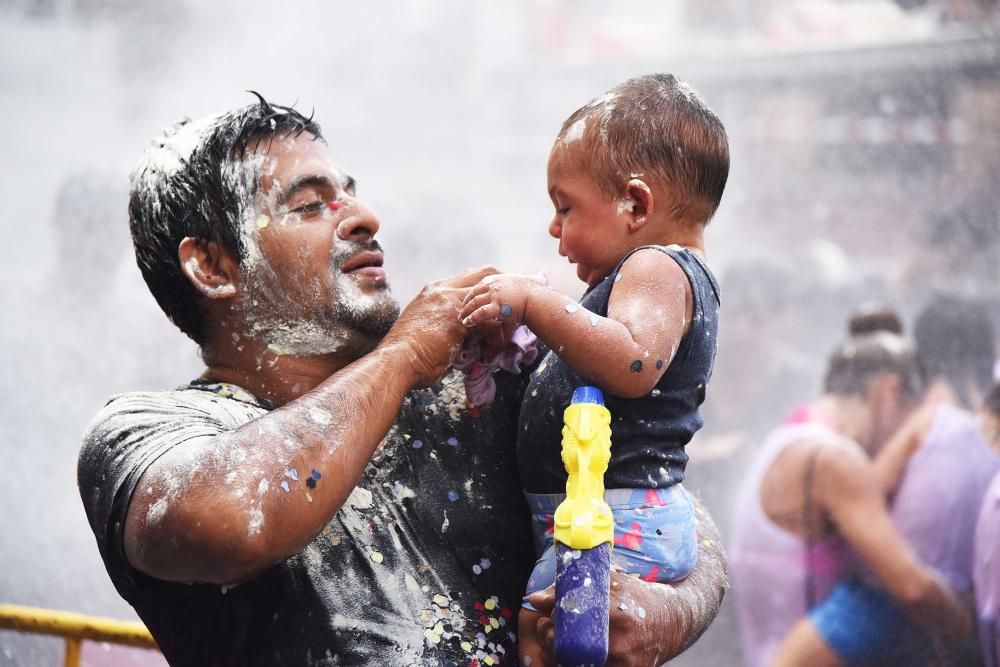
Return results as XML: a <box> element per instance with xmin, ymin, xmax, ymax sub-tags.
<box><xmin>454</xmin><ymin>325</ymin><xmax>539</xmax><ymax>407</ymax></box>
<box><xmin>890</xmin><ymin>404</ymin><xmax>1000</xmax><ymax>594</ymax></box>
<box><xmin>728</xmin><ymin>421</ymin><xmax>854</xmax><ymax>667</ymax></box>
<box><xmin>975</xmin><ymin>472</ymin><xmax>1000</xmax><ymax>667</ymax></box>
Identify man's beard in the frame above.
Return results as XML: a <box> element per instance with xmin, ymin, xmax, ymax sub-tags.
<box><xmin>241</xmin><ymin>241</ymin><xmax>400</xmax><ymax>358</ymax></box>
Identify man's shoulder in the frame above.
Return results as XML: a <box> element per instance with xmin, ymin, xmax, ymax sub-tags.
<box><xmin>86</xmin><ymin>386</ymin><xmax>265</xmax><ymax>436</ymax></box>
<box><xmin>79</xmin><ymin>385</ymin><xmax>266</xmax><ymax>475</ymax></box>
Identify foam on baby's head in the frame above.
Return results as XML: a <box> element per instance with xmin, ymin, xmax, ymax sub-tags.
<box><xmin>554</xmin><ymin>73</ymin><xmax>729</xmax><ymax>225</ymax></box>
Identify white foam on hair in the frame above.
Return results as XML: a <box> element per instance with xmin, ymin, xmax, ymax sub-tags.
<box><xmin>586</xmin><ymin>91</ymin><xmax>619</xmax><ymax>142</ymax></box>
<box><xmin>135</xmin><ymin>114</ymin><xmax>221</xmax><ymax>179</ymax></box>
<box><xmin>562</xmin><ymin>117</ymin><xmax>587</xmax><ymax>144</ymax></box>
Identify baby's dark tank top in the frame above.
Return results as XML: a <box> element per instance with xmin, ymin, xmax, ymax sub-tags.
<box><xmin>517</xmin><ymin>245</ymin><xmax>721</xmax><ymax>493</ymax></box>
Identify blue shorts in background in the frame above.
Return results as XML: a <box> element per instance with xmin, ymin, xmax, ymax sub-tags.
<box><xmin>809</xmin><ymin>576</ymin><xmax>909</xmax><ymax>664</ymax></box>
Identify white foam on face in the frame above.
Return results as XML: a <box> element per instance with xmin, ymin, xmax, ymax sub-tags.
<box><xmin>617</xmin><ymin>197</ymin><xmax>637</xmax><ymax>215</ymax></box>
<box><xmin>232</xmin><ymin>149</ymin><xmax>399</xmax><ymax>358</ymax></box>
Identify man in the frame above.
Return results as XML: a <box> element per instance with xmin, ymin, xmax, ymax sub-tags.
<box><xmin>78</xmin><ymin>95</ymin><xmax>727</xmax><ymax>665</ymax></box>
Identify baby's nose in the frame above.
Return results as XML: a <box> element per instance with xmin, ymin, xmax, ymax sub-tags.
<box><xmin>548</xmin><ymin>217</ymin><xmax>561</xmax><ymax>239</ymax></box>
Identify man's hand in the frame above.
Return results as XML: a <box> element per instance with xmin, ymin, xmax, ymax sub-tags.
<box><xmin>527</xmin><ymin>573</ymin><xmax>687</xmax><ymax>667</ymax></box>
<box><xmin>382</xmin><ymin>266</ymin><xmax>499</xmax><ymax>387</ymax></box>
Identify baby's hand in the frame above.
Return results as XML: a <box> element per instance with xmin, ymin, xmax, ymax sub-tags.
<box><xmin>460</xmin><ymin>273</ymin><xmax>538</xmax><ymax>328</ymax></box>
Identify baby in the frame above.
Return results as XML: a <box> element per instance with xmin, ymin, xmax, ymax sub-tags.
<box><xmin>459</xmin><ymin>73</ymin><xmax>729</xmax><ymax>664</ymax></box>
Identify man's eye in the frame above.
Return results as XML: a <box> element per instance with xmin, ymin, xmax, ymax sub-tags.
<box><xmin>291</xmin><ymin>200</ymin><xmax>325</xmax><ymax>215</ymax></box>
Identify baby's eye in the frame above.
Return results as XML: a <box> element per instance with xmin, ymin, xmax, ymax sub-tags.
<box><xmin>557</xmin><ymin>207</ymin><xmax>571</xmax><ymax>216</ymax></box>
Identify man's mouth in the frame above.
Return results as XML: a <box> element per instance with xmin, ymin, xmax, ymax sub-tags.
<box><xmin>341</xmin><ymin>250</ymin><xmax>386</xmax><ymax>278</ymax></box>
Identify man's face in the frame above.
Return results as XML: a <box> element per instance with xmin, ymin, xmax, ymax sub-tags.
<box><xmin>235</xmin><ymin>132</ymin><xmax>399</xmax><ymax>356</ymax></box>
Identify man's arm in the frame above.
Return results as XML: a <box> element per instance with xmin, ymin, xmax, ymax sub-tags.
<box><xmin>529</xmin><ymin>496</ymin><xmax>727</xmax><ymax>666</ymax></box>
<box><xmin>123</xmin><ymin>268</ymin><xmax>495</xmax><ymax>586</ymax></box>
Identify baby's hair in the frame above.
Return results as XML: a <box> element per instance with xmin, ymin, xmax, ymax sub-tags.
<box><xmin>555</xmin><ymin>73</ymin><xmax>729</xmax><ymax>224</ymax></box>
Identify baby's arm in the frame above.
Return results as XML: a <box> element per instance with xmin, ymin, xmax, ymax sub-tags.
<box><xmin>460</xmin><ymin>249</ymin><xmax>692</xmax><ymax>399</ymax></box>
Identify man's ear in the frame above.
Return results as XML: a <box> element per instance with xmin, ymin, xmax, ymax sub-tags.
<box><xmin>623</xmin><ymin>179</ymin><xmax>654</xmax><ymax>232</ymax></box>
<box><xmin>178</xmin><ymin>237</ymin><xmax>238</xmax><ymax>298</ymax></box>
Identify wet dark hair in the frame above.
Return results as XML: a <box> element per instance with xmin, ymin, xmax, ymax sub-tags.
<box><xmin>128</xmin><ymin>93</ymin><xmax>323</xmax><ymax>345</ymax></box>
<box><xmin>914</xmin><ymin>295</ymin><xmax>995</xmax><ymax>408</ymax></box>
<box><xmin>824</xmin><ymin>312</ymin><xmax>924</xmax><ymax>401</ymax></box>
<box><xmin>848</xmin><ymin>308</ymin><xmax>904</xmax><ymax>336</ymax></box>
<box><xmin>556</xmin><ymin>73</ymin><xmax>729</xmax><ymax>224</ymax></box>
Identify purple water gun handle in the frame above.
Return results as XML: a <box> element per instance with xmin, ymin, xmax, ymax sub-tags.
<box><xmin>554</xmin><ymin>541</ymin><xmax>611</xmax><ymax>666</ymax></box>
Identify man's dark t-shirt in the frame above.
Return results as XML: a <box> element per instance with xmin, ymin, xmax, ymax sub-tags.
<box><xmin>78</xmin><ymin>372</ymin><xmax>534</xmax><ymax>666</ymax></box>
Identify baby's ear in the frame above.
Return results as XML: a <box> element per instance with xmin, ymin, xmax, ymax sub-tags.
<box><xmin>623</xmin><ymin>179</ymin><xmax>654</xmax><ymax>232</ymax></box>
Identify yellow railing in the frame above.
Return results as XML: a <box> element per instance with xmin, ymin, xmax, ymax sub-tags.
<box><xmin>0</xmin><ymin>604</ymin><xmax>159</xmax><ymax>667</ymax></box>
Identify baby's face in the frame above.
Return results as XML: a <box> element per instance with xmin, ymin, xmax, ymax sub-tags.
<box><xmin>546</xmin><ymin>144</ymin><xmax>632</xmax><ymax>287</ymax></box>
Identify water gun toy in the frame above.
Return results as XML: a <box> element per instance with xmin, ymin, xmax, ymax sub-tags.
<box><xmin>552</xmin><ymin>385</ymin><xmax>613</xmax><ymax>667</ymax></box>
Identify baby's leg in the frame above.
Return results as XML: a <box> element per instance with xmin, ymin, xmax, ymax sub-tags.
<box><xmin>609</xmin><ymin>485</ymin><xmax>699</xmax><ymax>583</ymax></box>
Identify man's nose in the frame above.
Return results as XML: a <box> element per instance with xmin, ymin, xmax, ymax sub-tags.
<box><xmin>336</xmin><ymin>205</ymin><xmax>380</xmax><ymax>241</ymax></box>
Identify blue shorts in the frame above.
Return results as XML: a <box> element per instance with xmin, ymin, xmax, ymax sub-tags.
<box><xmin>809</xmin><ymin>576</ymin><xmax>910</xmax><ymax>664</ymax></box>
<box><xmin>522</xmin><ymin>485</ymin><xmax>698</xmax><ymax>609</ymax></box>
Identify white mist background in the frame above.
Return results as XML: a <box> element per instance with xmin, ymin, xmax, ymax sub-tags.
<box><xmin>1</xmin><ymin>1</ymin><xmax>997</xmax><ymax>664</ymax></box>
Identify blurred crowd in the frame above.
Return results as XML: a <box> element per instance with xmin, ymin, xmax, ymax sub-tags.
<box><xmin>691</xmin><ymin>265</ymin><xmax>999</xmax><ymax>667</ymax></box>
